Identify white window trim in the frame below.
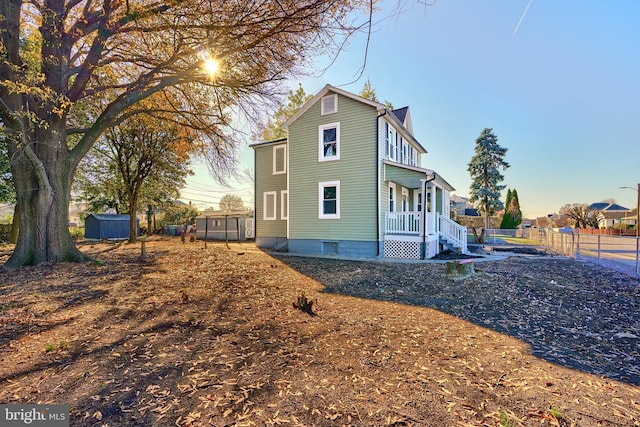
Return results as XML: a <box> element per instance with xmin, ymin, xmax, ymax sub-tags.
<box><xmin>388</xmin><ymin>126</ymin><xmax>396</xmax><ymax>161</ymax></box>
<box><xmin>413</xmin><ymin>189</ymin><xmax>422</xmax><ymax>211</ymax></box>
<box><xmin>319</xmin><ymin>181</ymin><xmax>340</xmax><ymax>219</ymax></box>
<box><xmin>401</xmin><ymin>187</ymin><xmax>409</xmax><ymax>212</ymax></box>
<box><xmin>263</xmin><ymin>191</ymin><xmax>277</xmax><ymax>220</ymax></box>
<box><xmin>318</xmin><ymin>122</ymin><xmax>340</xmax><ymax>162</ymax></box>
<box><xmin>388</xmin><ymin>182</ymin><xmax>396</xmax><ymax>213</ymax></box>
<box><xmin>321</xmin><ymin>94</ymin><xmax>338</xmax><ymax>115</ymax></box>
<box><xmin>280</xmin><ymin>190</ymin><xmax>289</xmax><ymax>220</ymax></box>
<box><xmin>272</xmin><ymin>145</ymin><xmax>286</xmax><ymax>175</ymax></box>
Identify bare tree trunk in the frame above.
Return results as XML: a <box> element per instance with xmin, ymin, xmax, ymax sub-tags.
<box><xmin>5</xmin><ymin>120</ymin><xmax>86</xmax><ymax>266</ymax></box>
<box><xmin>128</xmin><ymin>193</ymin><xmax>139</xmax><ymax>243</ymax></box>
<box><xmin>6</xmin><ymin>151</ymin><xmax>86</xmax><ymax>266</ymax></box>
<box><xmin>9</xmin><ymin>204</ymin><xmax>19</xmax><ymax>244</ymax></box>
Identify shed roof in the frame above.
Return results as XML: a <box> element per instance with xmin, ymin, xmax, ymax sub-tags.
<box><xmin>87</xmin><ymin>214</ymin><xmax>131</xmax><ymax>221</ymax></box>
<box><xmin>196</xmin><ymin>210</ymin><xmax>254</xmax><ymax>219</ymax></box>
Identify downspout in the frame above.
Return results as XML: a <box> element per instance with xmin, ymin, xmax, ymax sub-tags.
<box><xmin>253</xmin><ymin>148</ymin><xmax>257</xmax><ymax>243</ymax></box>
<box><xmin>422</xmin><ymin>173</ymin><xmax>437</xmax><ymax>259</ymax></box>
<box><xmin>376</xmin><ymin>109</ymin><xmax>388</xmax><ymax>257</ymax></box>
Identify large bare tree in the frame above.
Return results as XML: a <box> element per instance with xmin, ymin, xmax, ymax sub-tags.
<box><xmin>559</xmin><ymin>203</ymin><xmax>600</xmax><ymax>229</ymax></box>
<box><xmin>0</xmin><ymin>0</ymin><xmax>369</xmax><ymax>266</ymax></box>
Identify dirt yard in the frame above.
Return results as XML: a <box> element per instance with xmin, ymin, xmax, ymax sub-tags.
<box><xmin>1</xmin><ymin>239</ymin><xmax>639</xmax><ymax>426</ymax></box>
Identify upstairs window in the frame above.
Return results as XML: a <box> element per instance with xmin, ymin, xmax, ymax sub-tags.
<box><xmin>321</xmin><ymin>94</ymin><xmax>338</xmax><ymax>115</ymax></box>
<box><xmin>273</xmin><ymin>145</ymin><xmax>286</xmax><ymax>174</ymax></box>
<box><xmin>319</xmin><ymin>122</ymin><xmax>340</xmax><ymax>161</ymax></box>
<box><xmin>388</xmin><ymin>126</ymin><xmax>397</xmax><ymax>161</ymax></box>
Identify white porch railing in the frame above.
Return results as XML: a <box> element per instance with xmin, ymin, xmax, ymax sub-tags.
<box><xmin>438</xmin><ymin>213</ymin><xmax>468</xmax><ymax>253</ymax></box>
<box><xmin>385</xmin><ymin>211</ymin><xmax>421</xmax><ymax>235</ymax></box>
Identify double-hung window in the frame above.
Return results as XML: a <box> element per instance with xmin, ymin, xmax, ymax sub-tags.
<box><xmin>263</xmin><ymin>192</ymin><xmax>277</xmax><ymax>220</ymax></box>
<box><xmin>319</xmin><ymin>122</ymin><xmax>340</xmax><ymax>161</ymax></box>
<box><xmin>319</xmin><ymin>181</ymin><xmax>340</xmax><ymax>219</ymax></box>
<box><xmin>272</xmin><ymin>145</ymin><xmax>286</xmax><ymax>174</ymax></box>
<box><xmin>388</xmin><ymin>126</ymin><xmax>396</xmax><ymax>161</ymax></box>
<box><xmin>280</xmin><ymin>190</ymin><xmax>289</xmax><ymax>220</ymax></box>
<box><xmin>389</xmin><ymin>183</ymin><xmax>396</xmax><ymax>212</ymax></box>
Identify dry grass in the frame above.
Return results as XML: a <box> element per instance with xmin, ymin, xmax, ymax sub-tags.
<box><xmin>0</xmin><ymin>239</ymin><xmax>639</xmax><ymax>426</ymax></box>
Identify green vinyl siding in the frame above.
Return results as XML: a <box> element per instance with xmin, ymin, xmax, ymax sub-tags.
<box><xmin>254</xmin><ymin>142</ymin><xmax>287</xmax><ymax>238</ymax></box>
<box><xmin>288</xmin><ymin>93</ymin><xmax>378</xmax><ymax>241</ymax></box>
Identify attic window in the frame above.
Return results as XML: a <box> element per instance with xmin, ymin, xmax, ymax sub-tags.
<box><xmin>321</xmin><ymin>94</ymin><xmax>337</xmax><ymax>115</ymax></box>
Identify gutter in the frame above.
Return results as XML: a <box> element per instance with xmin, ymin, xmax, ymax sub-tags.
<box><xmin>376</xmin><ymin>109</ymin><xmax>387</xmax><ymax>257</ymax></box>
<box><xmin>422</xmin><ymin>173</ymin><xmax>437</xmax><ymax>259</ymax></box>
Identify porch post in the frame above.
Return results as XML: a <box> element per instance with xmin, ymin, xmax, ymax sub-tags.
<box><xmin>430</xmin><ymin>185</ymin><xmax>437</xmax><ymax>234</ymax></box>
<box><xmin>420</xmin><ymin>178</ymin><xmax>427</xmax><ymax>259</ymax></box>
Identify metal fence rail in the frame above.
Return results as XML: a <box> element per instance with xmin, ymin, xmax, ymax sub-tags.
<box><xmin>509</xmin><ymin>228</ymin><xmax>640</xmax><ymax>278</ymax></box>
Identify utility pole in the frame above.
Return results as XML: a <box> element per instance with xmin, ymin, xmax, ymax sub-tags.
<box><xmin>636</xmin><ymin>182</ymin><xmax>639</xmax><ymax>238</ymax></box>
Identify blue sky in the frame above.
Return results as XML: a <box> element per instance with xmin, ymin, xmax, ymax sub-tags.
<box><xmin>182</xmin><ymin>0</ymin><xmax>640</xmax><ymax>219</ymax></box>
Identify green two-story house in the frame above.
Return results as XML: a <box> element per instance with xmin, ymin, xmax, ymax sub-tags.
<box><xmin>251</xmin><ymin>84</ymin><xmax>467</xmax><ymax>259</ymax></box>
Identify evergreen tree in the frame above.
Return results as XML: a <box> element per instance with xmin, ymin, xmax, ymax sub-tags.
<box><xmin>259</xmin><ymin>84</ymin><xmax>312</xmax><ymax>141</ymax></box>
<box><xmin>359</xmin><ymin>79</ymin><xmax>395</xmax><ymax>109</ymax></box>
<box><xmin>500</xmin><ymin>189</ymin><xmax>514</xmax><ymax>229</ymax></box>
<box><xmin>500</xmin><ymin>188</ymin><xmax>522</xmax><ymax>229</ymax></box>
<box><xmin>359</xmin><ymin>79</ymin><xmax>379</xmax><ymax>102</ymax></box>
<box><xmin>468</xmin><ymin>128</ymin><xmax>510</xmax><ymax>234</ymax></box>
<box><xmin>510</xmin><ymin>189</ymin><xmax>523</xmax><ymax>226</ymax></box>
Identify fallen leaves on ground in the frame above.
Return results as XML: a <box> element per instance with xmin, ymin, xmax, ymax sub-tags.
<box><xmin>0</xmin><ymin>239</ymin><xmax>639</xmax><ymax>426</ymax></box>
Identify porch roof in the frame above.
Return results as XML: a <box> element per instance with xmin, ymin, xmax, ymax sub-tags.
<box><xmin>383</xmin><ymin>161</ymin><xmax>455</xmax><ymax>192</ymax></box>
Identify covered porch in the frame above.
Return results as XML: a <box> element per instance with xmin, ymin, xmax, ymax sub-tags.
<box><xmin>382</xmin><ymin>161</ymin><xmax>467</xmax><ymax>259</ymax></box>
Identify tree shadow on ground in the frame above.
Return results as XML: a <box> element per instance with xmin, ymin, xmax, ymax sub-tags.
<box><xmin>275</xmin><ymin>255</ymin><xmax>640</xmax><ymax>386</ymax></box>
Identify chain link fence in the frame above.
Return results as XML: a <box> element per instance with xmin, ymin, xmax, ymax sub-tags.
<box><xmin>486</xmin><ymin>227</ymin><xmax>640</xmax><ymax>278</ymax></box>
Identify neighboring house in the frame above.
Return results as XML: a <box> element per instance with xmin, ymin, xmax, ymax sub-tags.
<box><xmin>195</xmin><ymin>210</ymin><xmax>255</xmax><ymax>241</ymax></box>
<box><xmin>450</xmin><ymin>194</ymin><xmax>481</xmax><ymax>219</ymax></box>
<box><xmin>251</xmin><ymin>84</ymin><xmax>466</xmax><ymax>260</ymax></box>
<box><xmin>590</xmin><ymin>203</ymin><xmax>630</xmax><ymax>228</ymax></box>
<box><xmin>620</xmin><ymin>213</ymin><xmax>638</xmax><ymax>227</ymax></box>
<box><xmin>450</xmin><ymin>194</ymin><xmax>470</xmax><ymax>219</ymax></box>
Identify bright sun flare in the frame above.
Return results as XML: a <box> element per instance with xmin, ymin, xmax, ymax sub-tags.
<box><xmin>203</xmin><ymin>57</ymin><xmax>220</xmax><ymax>76</ymax></box>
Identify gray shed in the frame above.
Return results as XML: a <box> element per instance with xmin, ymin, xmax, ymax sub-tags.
<box><xmin>85</xmin><ymin>214</ymin><xmax>138</xmax><ymax>240</ymax></box>
<box><xmin>195</xmin><ymin>210</ymin><xmax>254</xmax><ymax>241</ymax></box>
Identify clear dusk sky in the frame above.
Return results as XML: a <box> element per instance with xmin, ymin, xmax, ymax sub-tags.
<box><xmin>181</xmin><ymin>0</ymin><xmax>640</xmax><ymax>219</ymax></box>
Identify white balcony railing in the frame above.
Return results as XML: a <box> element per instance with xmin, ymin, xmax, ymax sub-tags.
<box><xmin>385</xmin><ymin>211</ymin><xmax>421</xmax><ymax>235</ymax></box>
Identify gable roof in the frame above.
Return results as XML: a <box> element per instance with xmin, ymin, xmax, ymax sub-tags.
<box><xmin>602</xmin><ymin>203</ymin><xmax>629</xmax><ymax>211</ymax></box>
<box><xmin>391</xmin><ymin>107</ymin><xmax>408</xmax><ymax>124</ymax></box>
<box><xmin>282</xmin><ymin>84</ymin><xmax>384</xmax><ymax>129</ymax></box>
<box><xmin>282</xmin><ymin>84</ymin><xmax>426</xmax><ymax>153</ymax></box>
<box><xmin>590</xmin><ymin>202</ymin><xmax>629</xmax><ymax>211</ymax></box>
<box><xmin>589</xmin><ymin>202</ymin><xmax>609</xmax><ymax>211</ymax></box>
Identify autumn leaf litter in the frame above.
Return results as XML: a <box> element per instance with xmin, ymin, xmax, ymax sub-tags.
<box><xmin>0</xmin><ymin>239</ymin><xmax>639</xmax><ymax>426</ymax></box>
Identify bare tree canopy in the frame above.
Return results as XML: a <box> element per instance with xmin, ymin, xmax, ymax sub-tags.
<box><xmin>559</xmin><ymin>203</ymin><xmax>600</xmax><ymax>228</ymax></box>
<box><xmin>0</xmin><ymin>0</ymin><xmax>371</xmax><ymax>266</ymax></box>
<box><xmin>219</xmin><ymin>194</ymin><xmax>245</xmax><ymax>212</ymax></box>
